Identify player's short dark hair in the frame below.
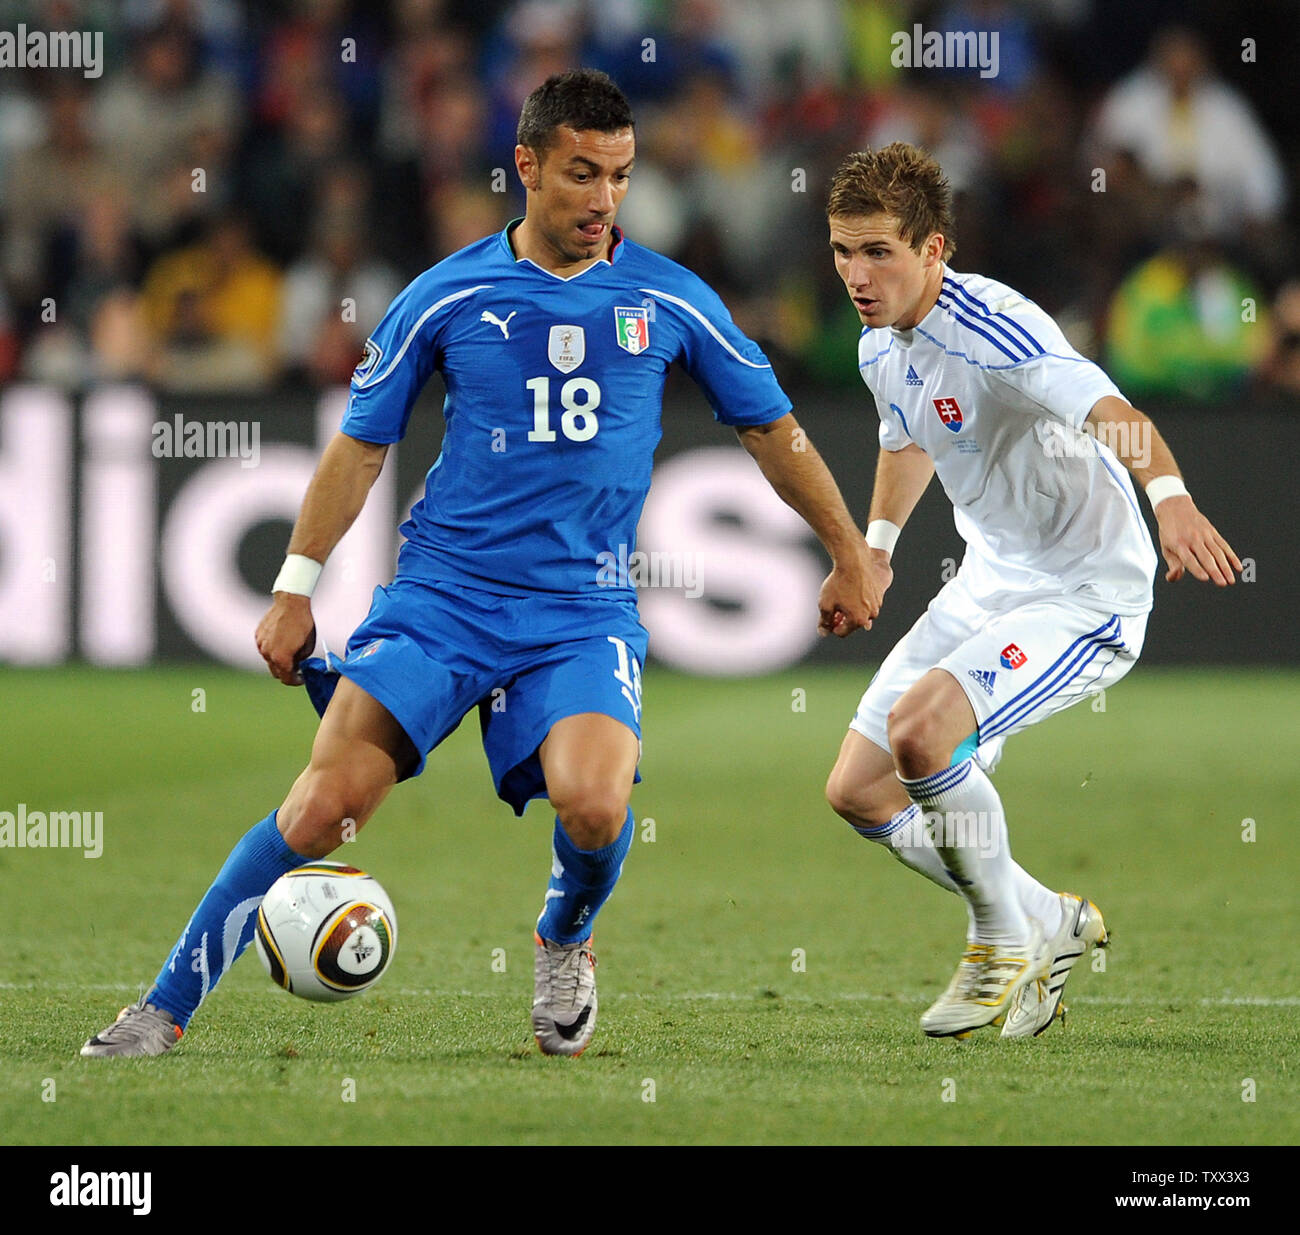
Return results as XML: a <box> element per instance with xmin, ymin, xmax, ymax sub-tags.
<box><xmin>826</xmin><ymin>143</ymin><xmax>956</xmax><ymax>261</ymax></box>
<box><xmin>516</xmin><ymin>69</ymin><xmax>634</xmax><ymax>155</ymax></box>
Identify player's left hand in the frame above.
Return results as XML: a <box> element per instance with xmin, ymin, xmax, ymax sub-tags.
<box><xmin>1155</xmin><ymin>496</ymin><xmax>1242</xmax><ymax>586</ymax></box>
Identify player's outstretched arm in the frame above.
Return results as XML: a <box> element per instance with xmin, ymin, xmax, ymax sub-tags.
<box><xmin>736</xmin><ymin>412</ymin><xmax>879</xmax><ymax>636</ymax></box>
<box><xmin>858</xmin><ymin>441</ymin><xmax>936</xmax><ymax>611</ymax></box>
<box><xmin>1086</xmin><ymin>397</ymin><xmax>1242</xmax><ymax>586</ymax></box>
<box><xmin>255</xmin><ymin>431</ymin><xmax>390</xmax><ymax>684</ymax></box>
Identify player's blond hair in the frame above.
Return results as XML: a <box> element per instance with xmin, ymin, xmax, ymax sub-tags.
<box><xmin>826</xmin><ymin>143</ymin><xmax>955</xmax><ymax>261</ymax></box>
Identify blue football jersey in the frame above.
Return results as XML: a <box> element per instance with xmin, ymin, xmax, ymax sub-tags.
<box><xmin>342</xmin><ymin>222</ymin><xmax>792</xmax><ymax>598</ymax></box>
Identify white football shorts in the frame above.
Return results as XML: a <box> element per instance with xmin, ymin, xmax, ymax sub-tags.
<box><xmin>850</xmin><ymin>572</ymin><xmax>1149</xmax><ymax>773</ymax></box>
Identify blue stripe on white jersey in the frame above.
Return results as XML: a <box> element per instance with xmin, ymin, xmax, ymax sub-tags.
<box><xmin>937</xmin><ymin>287</ymin><xmax>1036</xmax><ymax>359</ymax></box>
<box><xmin>1095</xmin><ymin>449</ymin><xmax>1144</xmax><ymax>524</ymax></box>
<box><xmin>934</xmin><ymin>296</ymin><xmax>1024</xmax><ymax>362</ymax></box>
<box><xmin>941</xmin><ymin>276</ymin><xmax>1045</xmax><ymax>357</ymax></box>
<box><xmin>858</xmin><ymin>331</ymin><xmax>894</xmax><ymax>369</ymax></box>
<box><xmin>913</xmin><ymin>322</ymin><xmax>1113</xmax><ymax>376</ymax></box>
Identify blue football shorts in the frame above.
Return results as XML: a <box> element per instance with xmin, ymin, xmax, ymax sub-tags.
<box><xmin>299</xmin><ymin>576</ymin><xmax>647</xmax><ymax>815</ymax></box>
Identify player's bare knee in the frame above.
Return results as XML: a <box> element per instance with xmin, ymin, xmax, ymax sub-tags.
<box><xmin>553</xmin><ymin>785</ymin><xmax>629</xmax><ymax>850</ymax></box>
<box><xmin>278</xmin><ymin>770</ymin><xmax>374</xmax><ymax>858</ymax></box>
<box><xmin>825</xmin><ymin>765</ymin><xmax>864</xmax><ymax>823</ymax></box>
<box><xmin>888</xmin><ymin>707</ymin><xmax>946</xmax><ymax>779</ymax></box>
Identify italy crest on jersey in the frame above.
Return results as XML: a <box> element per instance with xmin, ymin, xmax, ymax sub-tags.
<box><xmin>548</xmin><ymin>324</ymin><xmax>585</xmax><ymax>373</ymax></box>
<box><xmin>933</xmin><ymin>396</ymin><xmax>963</xmax><ymax>432</ymax></box>
<box><xmin>614</xmin><ymin>306</ymin><xmax>650</xmax><ymax>354</ymax></box>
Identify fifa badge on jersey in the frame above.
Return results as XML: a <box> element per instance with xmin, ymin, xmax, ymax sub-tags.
<box><xmin>1000</xmin><ymin>643</ymin><xmax>1027</xmax><ymax>670</ymax></box>
<box><xmin>354</xmin><ymin>337</ymin><xmax>382</xmax><ymax>386</ymax></box>
<box><xmin>548</xmin><ymin>324</ymin><xmax>586</xmax><ymax>373</ymax></box>
<box><xmin>933</xmin><ymin>396</ymin><xmax>963</xmax><ymax>432</ymax></box>
<box><xmin>614</xmin><ymin>306</ymin><xmax>650</xmax><ymax>354</ymax></box>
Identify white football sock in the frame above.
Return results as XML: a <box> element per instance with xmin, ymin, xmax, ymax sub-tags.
<box><xmin>852</xmin><ymin>805</ymin><xmax>963</xmax><ymax>895</ymax></box>
<box><xmin>898</xmin><ymin>759</ymin><xmax>1031</xmax><ymax>946</ymax></box>
<box><xmin>850</xmin><ymin>791</ymin><xmax>1065</xmax><ymax>938</ymax></box>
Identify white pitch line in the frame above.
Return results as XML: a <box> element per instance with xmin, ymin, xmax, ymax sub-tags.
<box><xmin>5</xmin><ymin>982</ymin><xmax>1296</xmax><ymax>1007</ymax></box>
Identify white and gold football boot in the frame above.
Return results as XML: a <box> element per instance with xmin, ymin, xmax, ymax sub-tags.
<box><xmin>1001</xmin><ymin>894</ymin><xmax>1108</xmax><ymax>1039</ymax></box>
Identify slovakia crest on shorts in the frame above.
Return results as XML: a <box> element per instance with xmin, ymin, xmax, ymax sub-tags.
<box><xmin>933</xmin><ymin>396</ymin><xmax>963</xmax><ymax>432</ymax></box>
<box><xmin>1000</xmin><ymin>643</ymin><xmax>1027</xmax><ymax>670</ymax></box>
<box><xmin>614</xmin><ymin>306</ymin><xmax>650</xmax><ymax>354</ymax></box>
<box><xmin>548</xmin><ymin>324</ymin><xmax>585</xmax><ymax>373</ymax></box>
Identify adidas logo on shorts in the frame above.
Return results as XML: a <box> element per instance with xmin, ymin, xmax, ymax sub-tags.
<box><xmin>968</xmin><ymin>668</ymin><xmax>997</xmax><ymax>696</ymax></box>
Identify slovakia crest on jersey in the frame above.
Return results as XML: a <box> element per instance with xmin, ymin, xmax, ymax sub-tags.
<box><xmin>933</xmin><ymin>396</ymin><xmax>963</xmax><ymax>432</ymax></box>
<box><xmin>614</xmin><ymin>306</ymin><xmax>650</xmax><ymax>354</ymax></box>
<box><xmin>548</xmin><ymin>324</ymin><xmax>585</xmax><ymax>373</ymax></box>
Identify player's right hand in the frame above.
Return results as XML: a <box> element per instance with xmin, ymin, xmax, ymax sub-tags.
<box><xmin>256</xmin><ymin>594</ymin><xmax>317</xmax><ymax>685</ymax></box>
<box><xmin>819</xmin><ymin>548</ymin><xmax>890</xmax><ymax>637</ymax></box>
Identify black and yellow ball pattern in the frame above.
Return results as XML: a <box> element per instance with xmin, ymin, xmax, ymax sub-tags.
<box><xmin>311</xmin><ymin>901</ymin><xmax>394</xmax><ymax>991</ymax></box>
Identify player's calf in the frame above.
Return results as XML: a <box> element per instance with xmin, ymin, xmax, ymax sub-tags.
<box><xmin>828</xmin><ymin>730</ymin><xmax>963</xmax><ymax>894</ymax></box>
<box><xmin>826</xmin><ymin>763</ymin><xmax>904</xmax><ymax>831</ymax></box>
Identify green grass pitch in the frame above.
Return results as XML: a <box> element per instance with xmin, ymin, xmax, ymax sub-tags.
<box><xmin>3</xmin><ymin>664</ymin><xmax>1297</xmax><ymax>1146</ymax></box>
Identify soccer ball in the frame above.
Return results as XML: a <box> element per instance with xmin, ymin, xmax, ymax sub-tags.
<box><xmin>254</xmin><ymin>862</ymin><xmax>397</xmax><ymax>1002</ymax></box>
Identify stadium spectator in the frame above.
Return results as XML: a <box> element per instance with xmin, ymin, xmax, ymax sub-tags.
<box><xmin>0</xmin><ymin>1</ymin><xmax>1293</xmax><ymax>402</ymax></box>
<box><xmin>91</xmin><ymin>18</ymin><xmax>239</xmax><ymax>245</ymax></box>
<box><xmin>1088</xmin><ymin>25</ymin><xmax>1286</xmax><ymax>248</ymax></box>
<box><xmin>376</xmin><ymin>9</ymin><xmax>477</xmax><ymax>164</ymax></box>
<box><xmin>21</xmin><ymin>189</ymin><xmax>148</xmax><ymax>388</ymax></box>
<box><xmin>1</xmin><ymin>78</ymin><xmax>119</xmax><ymax>305</ymax></box>
<box><xmin>481</xmin><ymin>0</ymin><xmax>584</xmax><ymax>166</ymax></box>
<box><xmin>1104</xmin><ymin>227</ymin><xmax>1270</xmax><ymax>403</ymax></box>
<box><xmin>279</xmin><ymin>207</ymin><xmax>401</xmax><ymax>386</ymax></box>
<box><xmin>427</xmin><ymin>180</ymin><xmax>512</xmax><ymax>261</ymax></box>
<box><xmin>139</xmin><ymin>212</ymin><xmax>282</xmax><ymax>392</ymax></box>
<box><xmin>1255</xmin><ymin>280</ymin><xmax>1300</xmax><ymax>400</ymax></box>
<box><xmin>238</xmin><ymin>87</ymin><xmax>354</xmax><ymax>266</ymax></box>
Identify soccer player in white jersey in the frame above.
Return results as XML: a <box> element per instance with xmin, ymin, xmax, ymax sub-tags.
<box><xmin>821</xmin><ymin>143</ymin><xmax>1242</xmax><ymax>1039</ymax></box>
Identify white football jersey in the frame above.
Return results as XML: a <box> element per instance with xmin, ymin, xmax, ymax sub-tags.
<box><xmin>859</xmin><ymin>266</ymin><xmax>1157</xmax><ymax>615</ymax></box>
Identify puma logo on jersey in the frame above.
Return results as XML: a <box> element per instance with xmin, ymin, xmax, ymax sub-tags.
<box><xmin>481</xmin><ymin>310</ymin><xmax>518</xmax><ymax>339</ymax></box>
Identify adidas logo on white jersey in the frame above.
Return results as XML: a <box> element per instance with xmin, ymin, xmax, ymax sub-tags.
<box><xmin>968</xmin><ymin>668</ymin><xmax>997</xmax><ymax>696</ymax></box>
<box><xmin>905</xmin><ymin>364</ymin><xmax>923</xmax><ymax>386</ymax></box>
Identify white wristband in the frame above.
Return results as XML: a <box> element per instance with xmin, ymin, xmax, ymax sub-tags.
<box><xmin>272</xmin><ymin>554</ymin><xmax>322</xmax><ymax>597</ymax></box>
<box><xmin>866</xmin><ymin>519</ymin><xmax>901</xmax><ymax>557</ymax></box>
<box><xmin>1144</xmin><ymin>475</ymin><xmax>1189</xmax><ymax>512</ymax></box>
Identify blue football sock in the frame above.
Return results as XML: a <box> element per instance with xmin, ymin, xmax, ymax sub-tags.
<box><xmin>149</xmin><ymin>811</ymin><xmax>309</xmax><ymax>1027</ymax></box>
<box><xmin>536</xmin><ymin>808</ymin><xmax>634</xmax><ymax>944</ymax></box>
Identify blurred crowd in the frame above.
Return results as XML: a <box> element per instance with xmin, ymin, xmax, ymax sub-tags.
<box><xmin>0</xmin><ymin>0</ymin><xmax>1297</xmax><ymax>403</ymax></box>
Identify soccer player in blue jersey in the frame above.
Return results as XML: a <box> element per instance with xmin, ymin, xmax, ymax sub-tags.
<box><xmin>82</xmin><ymin>70</ymin><xmax>880</xmax><ymax>1059</ymax></box>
